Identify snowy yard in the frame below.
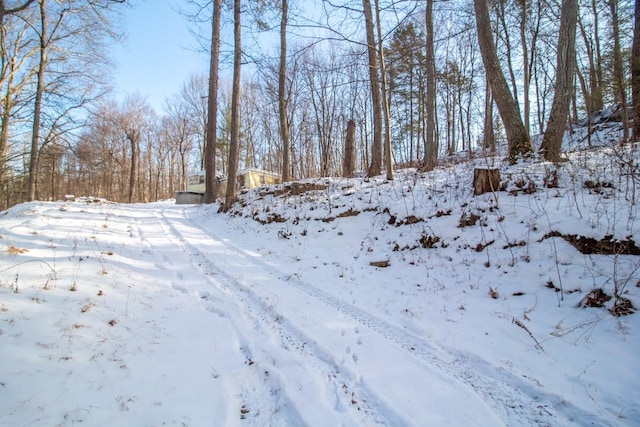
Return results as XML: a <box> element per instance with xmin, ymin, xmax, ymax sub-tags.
<box><xmin>1</xmin><ymin>147</ymin><xmax>639</xmax><ymax>426</ymax></box>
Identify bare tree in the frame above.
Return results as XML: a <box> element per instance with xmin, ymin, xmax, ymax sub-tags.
<box><xmin>24</xmin><ymin>0</ymin><xmax>123</xmax><ymax>201</ymax></box>
<box><xmin>483</xmin><ymin>75</ymin><xmax>496</xmax><ymax>153</ymax></box>
<box><xmin>422</xmin><ymin>0</ymin><xmax>437</xmax><ymax>170</ymax></box>
<box><xmin>0</xmin><ymin>0</ymin><xmax>36</xmax><ymax>22</ymax></box>
<box><xmin>633</xmin><ymin>0</ymin><xmax>640</xmax><ymax>141</ymax></box>
<box><xmin>374</xmin><ymin>0</ymin><xmax>392</xmax><ymax>180</ymax></box>
<box><xmin>164</xmin><ymin>98</ymin><xmax>195</xmax><ymax>191</ymax></box>
<box><xmin>119</xmin><ymin>94</ymin><xmax>154</xmax><ymax>203</ymax></box>
<box><xmin>609</xmin><ymin>0</ymin><xmax>629</xmax><ymax>141</ymax></box>
<box><xmin>279</xmin><ymin>0</ymin><xmax>291</xmax><ymax>182</ymax></box>
<box><xmin>577</xmin><ymin>0</ymin><xmax>605</xmax><ymax>116</ymax></box>
<box><xmin>187</xmin><ymin>75</ymin><xmax>209</xmax><ymax>168</ymax></box>
<box><xmin>26</xmin><ymin>0</ymin><xmax>48</xmax><ymax>201</ymax></box>
<box><xmin>205</xmin><ymin>0</ymin><xmax>222</xmax><ymax>203</ymax></box>
<box><xmin>474</xmin><ymin>0</ymin><xmax>531</xmax><ymax>163</ymax></box>
<box><xmin>0</xmin><ymin>13</ymin><xmax>35</xmax><ymax>174</ymax></box>
<box><xmin>362</xmin><ymin>0</ymin><xmax>383</xmax><ymax>176</ymax></box>
<box><xmin>540</xmin><ymin>0</ymin><xmax>578</xmax><ymax>162</ymax></box>
<box><xmin>223</xmin><ymin>0</ymin><xmax>241</xmax><ymax>210</ymax></box>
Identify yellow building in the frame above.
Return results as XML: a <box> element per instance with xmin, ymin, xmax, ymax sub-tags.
<box><xmin>179</xmin><ymin>168</ymin><xmax>281</xmax><ymax>203</ymax></box>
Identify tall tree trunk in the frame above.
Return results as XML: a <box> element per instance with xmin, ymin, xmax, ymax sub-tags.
<box><xmin>374</xmin><ymin>0</ymin><xmax>393</xmax><ymax>180</ymax></box>
<box><xmin>27</xmin><ymin>0</ymin><xmax>47</xmax><ymax>201</ymax></box>
<box><xmin>362</xmin><ymin>0</ymin><xmax>383</xmax><ymax>177</ymax></box>
<box><xmin>483</xmin><ymin>76</ymin><xmax>495</xmax><ymax>153</ymax></box>
<box><xmin>0</xmin><ymin>56</ymin><xmax>14</xmax><ymax>168</ymax></box>
<box><xmin>224</xmin><ymin>0</ymin><xmax>241</xmax><ymax>210</ymax></box>
<box><xmin>279</xmin><ymin>0</ymin><xmax>291</xmax><ymax>182</ymax></box>
<box><xmin>343</xmin><ymin>119</ymin><xmax>356</xmax><ymax>177</ymax></box>
<box><xmin>609</xmin><ymin>0</ymin><xmax>630</xmax><ymax>141</ymax></box>
<box><xmin>204</xmin><ymin>0</ymin><xmax>221</xmax><ymax>203</ymax></box>
<box><xmin>126</xmin><ymin>128</ymin><xmax>139</xmax><ymax>203</ymax></box>
<box><xmin>633</xmin><ymin>0</ymin><xmax>640</xmax><ymax>141</ymax></box>
<box><xmin>422</xmin><ymin>0</ymin><xmax>437</xmax><ymax>170</ymax></box>
<box><xmin>591</xmin><ymin>0</ymin><xmax>604</xmax><ymax>112</ymax></box>
<box><xmin>496</xmin><ymin>0</ymin><xmax>520</xmax><ymax>107</ymax></box>
<box><xmin>540</xmin><ymin>0</ymin><xmax>578</xmax><ymax>162</ymax></box>
<box><xmin>520</xmin><ymin>0</ymin><xmax>530</xmax><ymax>134</ymax></box>
<box><xmin>474</xmin><ymin>0</ymin><xmax>531</xmax><ymax>163</ymax></box>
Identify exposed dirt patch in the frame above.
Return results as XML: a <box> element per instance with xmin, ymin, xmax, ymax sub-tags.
<box><xmin>581</xmin><ymin>288</ymin><xmax>611</xmax><ymax>307</ymax></box>
<box><xmin>419</xmin><ymin>234</ymin><xmax>441</xmax><ymax>249</ymax></box>
<box><xmin>458</xmin><ymin>211</ymin><xmax>481</xmax><ymax>228</ymax></box>
<box><xmin>541</xmin><ymin>232</ymin><xmax>640</xmax><ymax>255</ymax></box>
<box><xmin>396</xmin><ymin>215</ymin><xmax>423</xmax><ymax>226</ymax></box>
<box><xmin>6</xmin><ymin>246</ymin><xmax>29</xmax><ymax>255</ymax></box>
<box><xmin>253</xmin><ymin>213</ymin><xmax>287</xmax><ymax>224</ymax></box>
<box><xmin>322</xmin><ymin>209</ymin><xmax>360</xmax><ymax>223</ymax></box>
<box><xmin>268</xmin><ymin>182</ymin><xmax>328</xmax><ymax>197</ymax></box>
<box><xmin>503</xmin><ymin>240</ymin><xmax>527</xmax><ymax>249</ymax></box>
<box><xmin>583</xmin><ymin>180</ymin><xmax>614</xmax><ymax>194</ymax></box>
<box><xmin>609</xmin><ymin>298</ymin><xmax>635</xmax><ymax>316</ymax></box>
<box><xmin>500</xmin><ymin>176</ymin><xmax>537</xmax><ymax>195</ymax></box>
<box><xmin>430</xmin><ymin>209</ymin><xmax>452</xmax><ymax>219</ymax></box>
<box><xmin>474</xmin><ymin>240</ymin><xmax>494</xmax><ymax>252</ymax></box>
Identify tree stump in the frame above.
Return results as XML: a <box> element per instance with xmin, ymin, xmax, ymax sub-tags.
<box><xmin>473</xmin><ymin>168</ymin><xmax>500</xmax><ymax>195</ymax></box>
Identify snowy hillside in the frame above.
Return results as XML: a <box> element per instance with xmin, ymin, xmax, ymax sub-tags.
<box><xmin>1</xmin><ymin>142</ymin><xmax>639</xmax><ymax>426</ymax></box>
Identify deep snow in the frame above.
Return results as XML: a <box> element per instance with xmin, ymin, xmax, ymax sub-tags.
<box><xmin>1</xmin><ymin>143</ymin><xmax>639</xmax><ymax>426</ymax></box>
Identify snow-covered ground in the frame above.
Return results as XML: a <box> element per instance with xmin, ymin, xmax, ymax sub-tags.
<box><xmin>1</xmin><ymin>144</ymin><xmax>639</xmax><ymax>426</ymax></box>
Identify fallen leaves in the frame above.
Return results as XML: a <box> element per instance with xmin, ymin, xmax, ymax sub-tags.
<box><xmin>6</xmin><ymin>246</ymin><xmax>28</xmax><ymax>255</ymax></box>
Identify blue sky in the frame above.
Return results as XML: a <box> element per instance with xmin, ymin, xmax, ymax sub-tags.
<box><xmin>111</xmin><ymin>0</ymin><xmax>209</xmax><ymax>113</ymax></box>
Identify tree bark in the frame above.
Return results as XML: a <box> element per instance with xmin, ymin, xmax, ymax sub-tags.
<box><xmin>374</xmin><ymin>0</ymin><xmax>392</xmax><ymax>180</ymax></box>
<box><xmin>0</xmin><ymin>56</ymin><xmax>15</xmax><ymax>169</ymax></box>
<box><xmin>483</xmin><ymin>75</ymin><xmax>495</xmax><ymax>153</ymax></box>
<box><xmin>609</xmin><ymin>0</ymin><xmax>629</xmax><ymax>141</ymax></box>
<box><xmin>204</xmin><ymin>0</ymin><xmax>221</xmax><ymax>203</ymax></box>
<box><xmin>343</xmin><ymin>119</ymin><xmax>356</xmax><ymax>178</ymax></box>
<box><xmin>633</xmin><ymin>0</ymin><xmax>640</xmax><ymax>141</ymax></box>
<box><xmin>473</xmin><ymin>168</ymin><xmax>500</xmax><ymax>195</ymax></box>
<box><xmin>422</xmin><ymin>0</ymin><xmax>437</xmax><ymax>170</ymax></box>
<box><xmin>474</xmin><ymin>0</ymin><xmax>532</xmax><ymax>163</ymax></box>
<box><xmin>540</xmin><ymin>0</ymin><xmax>578</xmax><ymax>162</ymax></box>
<box><xmin>27</xmin><ymin>0</ymin><xmax>47</xmax><ymax>201</ymax></box>
<box><xmin>126</xmin><ymin>127</ymin><xmax>139</xmax><ymax>203</ymax></box>
<box><xmin>590</xmin><ymin>0</ymin><xmax>604</xmax><ymax>112</ymax></box>
<box><xmin>362</xmin><ymin>0</ymin><xmax>383</xmax><ymax>177</ymax></box>
<box><xmin>279</xmin><ymin>0</ymin><xmax>291</xmax><ymax>182</ymax></box>
<box><xmin>224</xmin><ymin>0</ymin><xmax>241</xmax><ymax>210</ymax></box>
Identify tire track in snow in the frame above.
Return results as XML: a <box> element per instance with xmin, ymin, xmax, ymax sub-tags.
<box><xmin>150</xmin><ymin>208</ymin><xmax>397</xmax><ymax>426</ymax></box>
<box><xmin>124</xmin><ymin>208</ymin><xmax>308</xmax><ymax>425</ymax></box>
<box><xmin>156</xmin><ymin>207</ymin><xmax>409</xmax><ymax>426</ymax></box>
<box><xmin>181</xmin><ymin>208</ymin><xmax>614</xmax><ymax>427</ymax></box>
<box><xmin>161</xmin><ymin>207</ymin><xmax>502</xmax><ymax>426</ymax></box>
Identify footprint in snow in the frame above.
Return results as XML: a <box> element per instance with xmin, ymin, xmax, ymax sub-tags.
<box><xmin>172</xmin><ymin>284</ymin><xmax>188</xmax><ymax>294</ymax></box>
